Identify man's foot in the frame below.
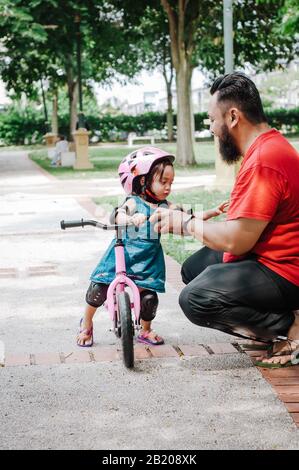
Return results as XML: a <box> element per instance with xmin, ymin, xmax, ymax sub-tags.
<box><xmin>137</xmin><ymin>329</ymin><xmax>164</xmax><ymax>346</ymax></box>
<box><xmin>77</xmin><ymin>318</ymin><xmax>93</xmax><ymax>347</ymax></box>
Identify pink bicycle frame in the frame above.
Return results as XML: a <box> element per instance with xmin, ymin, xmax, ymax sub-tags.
<box><xmin>106</xmin><ymin>243</ymin><xmax>140</xmax><ymax>323</ymax></box>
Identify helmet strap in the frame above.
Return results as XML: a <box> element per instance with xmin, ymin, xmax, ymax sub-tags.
<box><xmin>144</xmin><ymin>187</ymin><xmax>160</xmax><ymax>203</ymax></box>
<box><xmin>140</xmin><ymin>177</ymin><xmax>167</xmax><ymax>204</ymax></box>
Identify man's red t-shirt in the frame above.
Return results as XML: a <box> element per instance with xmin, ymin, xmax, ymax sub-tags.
<box><xmin>223</xmin><ymin>129</ymin><xmax>299</xmax><ymax>286</ymax></box>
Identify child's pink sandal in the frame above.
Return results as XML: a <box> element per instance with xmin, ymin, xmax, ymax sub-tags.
<box><xmin>77</xmin><ymin>318</ymin><xmax>93</xmax><ymax>347</ymax></box>
<box><xmin>137</xmin><ymin>330</ymin><xmax>164</xmax><ymax>346</ymax></box>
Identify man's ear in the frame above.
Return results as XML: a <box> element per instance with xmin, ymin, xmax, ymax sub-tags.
<box><xmin>229</xmin><ymin>108</ymin><xmax>239</xmax><ymax>128</ymax></box>
<box><xmin>140</xmin><ymin>176</ymin><xmax>145</xmax><ymax>185</ymax></box>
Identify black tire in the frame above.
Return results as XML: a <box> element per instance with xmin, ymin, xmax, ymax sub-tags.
<box><xmin>118</xmin><ymin>291</ymin><xmax>134</xmax><ymax>369</ymax></box>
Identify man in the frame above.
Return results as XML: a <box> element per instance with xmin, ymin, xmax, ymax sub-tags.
<box><xmin>150</xmin><ymin>72</ymin><xmax>299</xmax><ymax>367</ymax></box>
<box><xmin>51</xmin><ymin>135</ymin><xmax>68</xmax><ymax>167</ymax></box>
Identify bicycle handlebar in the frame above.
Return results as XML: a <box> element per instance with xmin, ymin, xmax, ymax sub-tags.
<box><xmin>60</xmin><ymin>218</ymin><xmax>133</xmax><ymax>231</ymax></box>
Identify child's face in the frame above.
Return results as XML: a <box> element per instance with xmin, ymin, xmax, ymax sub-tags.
<box><xmin>150</xmin><ymin>165</ymin><xmax>174</xmax><ymax>200</ymax></box>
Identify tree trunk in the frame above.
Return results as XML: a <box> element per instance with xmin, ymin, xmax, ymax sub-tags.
<box><xmin>67</xmin><ymin>80</ymin><xmax>78</xmax><ymax>140</ymax></box>
<box><xmin>190</xmin><ymin>90</ymin><xmax>196</xmax><ymax>149</ymax></box>
<box><xmin>70</xmin><ymin>81</ymin><xmax>78</xmax><ymax>137</ymax></box>
<box><xmin>165</xmin><ymin>81</ymin><xmax>174</xmax><ymax>142</ymax></box>
<box><xmin>161</xmin><ymin>43</ymin><xmax>174</xmax><ymax>142</ymax></box>
<box><xmin>51</xmin><ymin>89</ymin><xmax>58</xmax><ymax>135</ymax></box>
<box><xmin>66</xmin><ymin>59</ymin><xmax>78</xmax><ymax>141</ymax></box>
<box><xmin>175</xmin><ymin>62</ymin><xmax>195</xmax><ymax>165</ymax></box>
<box><xmin>166</xmin><ymin>101</ymin><xmax>174</xmax><ymax>142</ymax></box>
<box><xmin>160</xmin><ymin>0</ymin><xmax>199</xmax><ymax>166</ymax></box>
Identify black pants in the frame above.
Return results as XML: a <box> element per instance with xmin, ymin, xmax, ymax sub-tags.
<box><xmin>179</xmin><ymin>247</ymin><xmax>299</xmax><ymax>342</ymax></box>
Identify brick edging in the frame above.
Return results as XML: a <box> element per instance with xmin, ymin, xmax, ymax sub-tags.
<box><xmin>3</xmin><ymin>342</ymin><xmax>239</xmax><ymax>368</ymax></box>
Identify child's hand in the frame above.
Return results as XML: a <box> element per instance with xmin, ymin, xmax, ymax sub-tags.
<box><xmin>203</xmin><ymin>200</ymin><xmax>229</xmax><ymax>220</ymax></box>
<box><xmin>130</xmin><ymin>213</ymin><xmax>147</xmax><ymax>227</ymax></box>
<box><xmin>217</xmin><ymin>200</ymin><xmax>229</xmax><ymax>214</ymax></box>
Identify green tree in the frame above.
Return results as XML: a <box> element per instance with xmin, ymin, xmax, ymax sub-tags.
<box><xmin>277</xmin><ymin>0</ymin><xmax>299</xmax><ymax>36</ymax></box>
<box><xmin>0</xmin><ymin>0</ymin><xmax>143</xmax><ymax>138</ymax></box>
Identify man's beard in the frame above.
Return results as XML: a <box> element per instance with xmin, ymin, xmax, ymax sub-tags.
<box><xmin>218</xmin><ymin>124</ymin><xmax>242</xmax><ymax>165</ymax></box>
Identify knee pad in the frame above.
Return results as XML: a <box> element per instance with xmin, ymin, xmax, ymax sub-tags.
<box><xmin>140</xmin><ymin>290</ymin><xmax>158</xmax><ymax>322</ymax></box>
<box><xmin>86</xmin><ymin>282</ymin><xmax>108</xmax><ymax>308</ymax></box>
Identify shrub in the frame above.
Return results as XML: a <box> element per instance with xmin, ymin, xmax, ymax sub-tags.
<box><xmin>0</xmin><ymin>106</ymin><xmax>298</xmax><ymax>146</ymax></box>
<box><xmin>265</xmin><ymin>108</ymin><xmax>299</xmax><ymax>134</ymax></box>
<box><xmin>0</xmin><ymin>106</ymin><xmax>46</xmax><ymax>145</ymax></box>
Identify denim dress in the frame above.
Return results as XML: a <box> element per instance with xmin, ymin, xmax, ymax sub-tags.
<box><xmin>90</xmin><ymin>196</ymin><xmax>168</xmax><ymax>293</ymax></box>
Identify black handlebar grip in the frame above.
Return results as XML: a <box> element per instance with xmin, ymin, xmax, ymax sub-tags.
<box><xmin>60</xmin><ymin>219</ymin><xmax>84</xmax><ymax>230</ymax></box>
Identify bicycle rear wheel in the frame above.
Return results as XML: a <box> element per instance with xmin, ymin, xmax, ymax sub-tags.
<box><xmin>118</xmin><ymin>291</ymin><xmax>134</xmax><ymax>369</ymax></box>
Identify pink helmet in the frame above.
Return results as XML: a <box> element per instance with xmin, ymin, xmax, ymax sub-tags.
<box><xmin>118</xmin><ymin>146</ymin><xmax>175</xmax><ymax>194</ymax></box>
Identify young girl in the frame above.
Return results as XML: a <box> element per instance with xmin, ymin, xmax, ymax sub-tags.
<box><xmin>77</xmin><ymin>147</ymin><xmax>228</xmax><ymax>347</ymax></box>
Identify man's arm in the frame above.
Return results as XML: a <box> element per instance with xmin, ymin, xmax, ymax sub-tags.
<box><xmin>188</xmin><ymin>217</ymin><xmax>268</xmax><ymax>255</ymax></box>
<box><xmin>149</xmin><ymin>207</ymin><xmax>268</xmax><ymax>255</ymax></box>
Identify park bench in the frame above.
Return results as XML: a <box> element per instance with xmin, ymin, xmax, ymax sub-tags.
<box><xmin>127</xmin><ymin>132</ymin><xmax>155</xmax><ymax>147</ymax></box>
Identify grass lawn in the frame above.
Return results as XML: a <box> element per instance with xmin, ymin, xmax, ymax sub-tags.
<box><xmin>29</xmin><ymin>141</ymin><xmax>216</xmax><ymax>179</ymax></box>
<box><xmin>93</xmin><ymin>188</ymin><xmax>230</xmax><ymax>265</ymax></box>
<box><xmin>29</xmin><ymin>136</ymin><xmax>299</xmax><ymax>180</ymax></box>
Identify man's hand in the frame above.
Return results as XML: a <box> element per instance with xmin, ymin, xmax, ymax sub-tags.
<box><xmin>149</xmin><ymin>207</ymin><xmax>192</xmax><ymax>235</ymax></box>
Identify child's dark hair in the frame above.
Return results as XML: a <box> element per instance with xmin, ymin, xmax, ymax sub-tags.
<box><xmin>132</xmin><ymin>158</ymin><xmax>174</xmax><ymax>195</ymax></box>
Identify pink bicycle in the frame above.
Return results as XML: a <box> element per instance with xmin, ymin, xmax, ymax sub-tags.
<box><xmin>60</xmin><ymin>218</ymin><xmax>141</xmax><ymax>369</ymax></box>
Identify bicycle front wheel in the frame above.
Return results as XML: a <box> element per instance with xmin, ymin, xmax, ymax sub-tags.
<box><xmin>118</xmin><ymin>291</ymin><xmax>134</xmax><ymax>369</ymax></box>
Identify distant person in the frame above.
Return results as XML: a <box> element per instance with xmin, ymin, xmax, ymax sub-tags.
<box><xmin>51</xmin><ymin>135</ymin><xmax>68</xmax><ymax>167</ymax></box>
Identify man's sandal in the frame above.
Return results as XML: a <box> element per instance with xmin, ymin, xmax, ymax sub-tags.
<box><xmin>254</xmin><ymin>339</ymin><xmax>299</xmax><ymax>368</ymax></box>
<box><xmin>77</xmin><ymin>318</ymin><xmax>93</xmax><ymax>347</ymax></box>
<box><xmin>241</xmin><ymin>343</ymin><xmax>272</xmax><ymax>351</ymax></box>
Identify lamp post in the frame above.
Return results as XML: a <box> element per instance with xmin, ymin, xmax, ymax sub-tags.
<box><xmin>214</xmin><ymin>0</ymin><xmax>238</xmax><ymax>189</ymax></box>
<box><xmin>74</xmin><ymin>14</ymin><xmax>86</xmax><ymax>129</ymax></box>
<box><xmin>223</xmin><ymin>0</ymin><xmax>234</xmax><ymax>74</ymax></box>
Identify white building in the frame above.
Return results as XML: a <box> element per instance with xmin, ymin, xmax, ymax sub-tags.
<box><xmin>119</xmin><ymin>85</ymin><xmax>211</xmax><ymax>116</ymax></box>
<box><xmin>252</xmin><ymin>60</ymin><xmax>299</xmax><ymax>108</ymax></box>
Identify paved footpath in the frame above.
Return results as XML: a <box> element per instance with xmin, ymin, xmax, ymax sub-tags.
<box><xmin>0</xmin><ymin>150</ymin><xmax>299</xmax><ymax>450</ymax></box>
